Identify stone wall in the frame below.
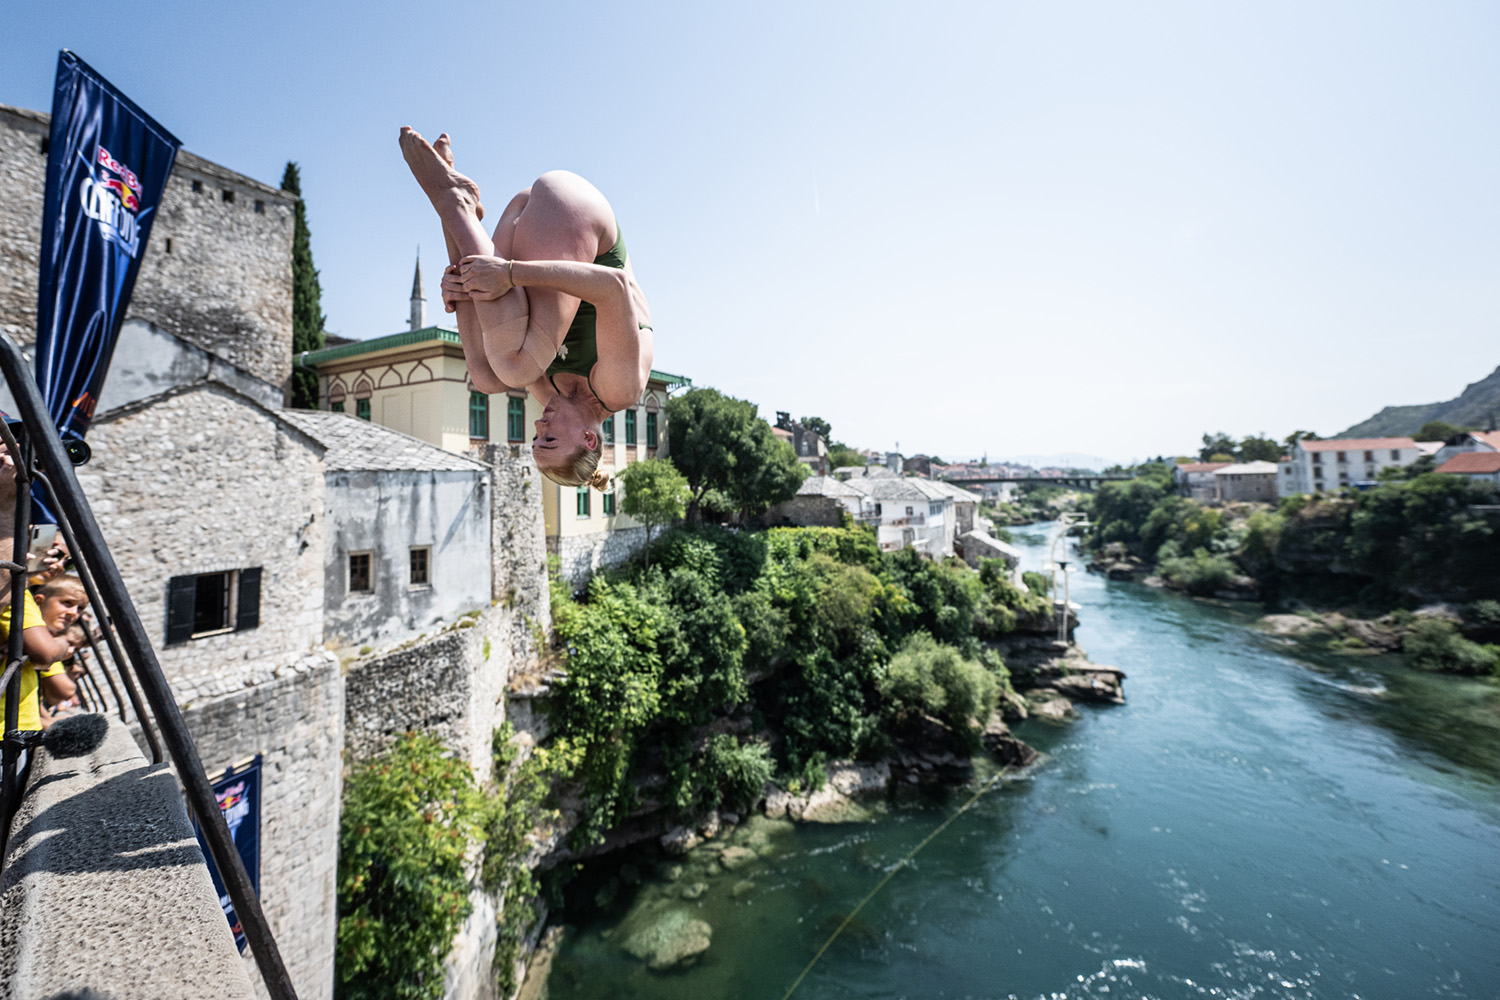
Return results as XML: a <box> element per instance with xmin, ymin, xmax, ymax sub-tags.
<box><xmin>478</xmin><ymin>443</ymin><xmax>550</xmax><ymax>638</ymax></box>
<box><xmin>0</xmin><ymin>103</ymin><xmax>294</xmax><ymax>391</ymax></box>
<box><xmin>551</xmin><ymin>524</ymin><xmax>647</xmax><ymax>587</ymax></box>
<box><xmin>181</xmin><ymin>651</ymin><xmax>343</xmax><ymax>1000</ymax></box>
<box><xmin>81</xmin><ymin>380</ymin><xmax>326</xmax><ymax>701</ymax></box>
<box><xmin>764</xmin><ymin>494</ymin><xmax>847</xmax><ymax>528</ymax></box>
<box><xmin>323</xmin><ymin>467</ymin><xmax>492</xmax><ymax>650</ymax></box>
<box><xmin>0</xmin><ymin>717</ymin><xmax>258</xmax><ymax>1000</ymax></box>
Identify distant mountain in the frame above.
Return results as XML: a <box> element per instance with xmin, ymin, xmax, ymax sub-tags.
<box><xmin>1339</xmin><ymin>364</ymin><xmax>1500</xmax><ymax>437</ymax></box>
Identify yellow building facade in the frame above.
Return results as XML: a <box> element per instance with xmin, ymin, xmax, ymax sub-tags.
<box><xmin>299</xmin><ymin>325</ymin><xmax>690</xmax><ymax>581</ymax></box>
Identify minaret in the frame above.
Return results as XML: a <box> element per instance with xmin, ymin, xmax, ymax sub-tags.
<box><xmin>409</xmin><ymin>250</ymin><xmax>425</xmax><ymax>331</ymax></box>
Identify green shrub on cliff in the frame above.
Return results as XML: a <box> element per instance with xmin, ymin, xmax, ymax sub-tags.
<box><xmin>1157</xmin><ymin>549</ymin><xmax>1238</xmax><ymax>596</ymax></box>
<box><xmin>879</xmin><ymin>632</ymin><xmax>997</xmax><ymax>746</ymax></box>
<box><xmin>1403</xmin><ymin>618</ymin><xmax>1500</xmax><ymax>676</ymax></box>
<box><xmin>336</xmin><ymin>733</ymin><xmax>486</xmax><ymax>1000</ymax></box>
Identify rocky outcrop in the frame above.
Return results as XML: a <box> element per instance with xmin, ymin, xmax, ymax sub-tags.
<box><xmin>982</xmin><ymin>716</ymin><xmax>1040</xmax><ymax>767</ymax></box>
<box><xmin>1089</xmin><ymin>541</ymin><xmax>1147</xmax><ymax>581</ymax></box>
<box><xmin>764</xmin><ymin>761</ymin><xmax>890</xmax><ymax>823</ymax></box>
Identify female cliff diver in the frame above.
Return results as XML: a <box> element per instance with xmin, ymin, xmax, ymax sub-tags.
<box><xmin>399</xmin><ymin>126</ymin><xmax>654</xmax><ymax>490</ymax></box>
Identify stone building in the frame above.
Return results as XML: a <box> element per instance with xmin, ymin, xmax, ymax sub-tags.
<box><xmin>2</xmin><ymin>101</ymin><xmax>337</xmax><ymax>999</ymax></box>
<box><xmin>281</xmin><ymin>410</ymin><xmax>492</xmax><ymax>649</ymax></box>
<box><xmin>1212</xmin><ymin>460</ymin><xmax>1279</xmax><ymax>502</ymax></box>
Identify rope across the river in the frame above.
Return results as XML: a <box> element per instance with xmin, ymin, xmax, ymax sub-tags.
<box><xmin>778</xmin><ymin>767</ymin><xmax>1010</xmax><ymax>1000</ymax></box>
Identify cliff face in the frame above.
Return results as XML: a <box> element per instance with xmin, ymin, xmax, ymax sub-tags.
<box><xmin>1340</xmin><ymin>364</ymin><xmax>1500</xmax><ymax>436</ymax></box>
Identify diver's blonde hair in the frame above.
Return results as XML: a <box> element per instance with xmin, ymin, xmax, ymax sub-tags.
<box><xmin>538</xmin><ymin>442</ymin><xmax>610</xmax><ymax>491</ymax></box>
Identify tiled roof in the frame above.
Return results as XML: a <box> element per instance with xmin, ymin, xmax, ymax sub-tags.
<box><xmin>1299</xmin><ymin>437</ymin><xmax>1415</xmax><ymax>452</ymax></box>
<box><xmin>1213</xmin><ymin>461</ymin><xmax>1278</xmax><ymax>476</ymax></box>
<box><xmin>1472</xmin><ymin>430</ymin><xmax>1500</xmax><ymax>451</ymax></box>
<box><xmin>1176</xmin><ymin>462</ymin><xmax>1230</xmax><ymax>473</ymax></box>
<box><xmin>280</xmin><ymin>410</ymin><xmax>489</xmax><ymax>473</ymax></box>
<box><xmin>843</xmin><ymin>477</ymin><xmax>931</xmax><ymax>501</ymax></box>
<box><xmin>924</xmin><ymin>479</ymin><xmax>983</xmax><ymax>503</ymax></box>
<box><xmin>796</xmin><ymin>476</ymin><xmax>863</xmax><ymax>498</ymax></box>
<box><xmin>1436</xmin><ymin>452</ymin><xmax>1500</xmax><ymax>475</ymax></box>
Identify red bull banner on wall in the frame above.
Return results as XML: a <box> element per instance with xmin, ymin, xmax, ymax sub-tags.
<box><xmin>35</xmin><ymin>50</ymin><xmax>180</xmax><ymax>437</ymax></box>
<box><xmin>193</xmin><ymin>756</ymin><xmax>263</xmax><ymax>953</ymax></box>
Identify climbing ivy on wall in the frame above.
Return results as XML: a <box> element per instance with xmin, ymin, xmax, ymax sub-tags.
<box><xmin>336</xmin><ymin>732</ymin><xmax>485</xmax><ymax>1000</ymax></box>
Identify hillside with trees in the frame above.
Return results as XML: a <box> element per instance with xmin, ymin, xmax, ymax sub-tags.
<box><xmin>1339</xmin><ymin>363</ymin><xmax>1500</xmax><ymax>437</ymax></box>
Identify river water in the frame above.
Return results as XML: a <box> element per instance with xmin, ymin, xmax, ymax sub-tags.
<box><xmin>542</xmin><ymin>523</ymin><xmax>1500</xmax><ymax>1000</ymax></box>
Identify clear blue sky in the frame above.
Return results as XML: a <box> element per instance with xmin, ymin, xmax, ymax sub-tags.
<box><xmin>5</xmin><ymin>1</ymin><xmax>1496</xmax><ymax>464</ymax></box>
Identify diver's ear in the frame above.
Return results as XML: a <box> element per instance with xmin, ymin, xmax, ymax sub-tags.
<box><xmin>583</xmin><ymin>429</ymin><xmax>599</xmax><ymax>450</ymax></box>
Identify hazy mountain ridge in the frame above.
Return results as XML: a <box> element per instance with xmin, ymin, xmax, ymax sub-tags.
<box><xmin>1339</xmin><ymin>364</ymin><xmax>1500</xmax><ymax>437</ymax></box>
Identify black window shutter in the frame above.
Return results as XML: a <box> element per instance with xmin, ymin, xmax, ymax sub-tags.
<box><xmin>236</xmin><ymin>567</ymin><xmax>262</xmax><ymax>632</ymax></box>
<box><xmin>165</xmin><ymin>575</ymin><xmax>197</xmax><ymax>644</ymax></box>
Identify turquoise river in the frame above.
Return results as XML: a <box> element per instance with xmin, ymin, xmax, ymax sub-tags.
<box><xmin>542</xmin><ymin>523</ymin><xmax>1500</xmax><ymax>1000</ymax></box>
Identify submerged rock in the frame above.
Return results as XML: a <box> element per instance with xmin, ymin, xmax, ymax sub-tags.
<box><xmin>660</xmin><ymin>825</ymin><xmax>703</xmax><ymax>856</ymax></box>
<box><xmin>1028</xmin><ymin>693</ymin><xmax>1077</xmax><ymax>723</ymax></box>
<box><xmin>618</xmin><ymin>903</ymin><xmax>713</xmax><ymax>970</ymax></box>
<box><xmin>718</xmin><ymin>845</ymin><xmax>756</xmax><ymax>871</ymax></box>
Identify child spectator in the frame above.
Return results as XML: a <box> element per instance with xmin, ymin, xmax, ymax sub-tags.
<box><xmin>0</xmin><ymin>576</ymin><xmax>84</xmax><ymax>732</ymax></box>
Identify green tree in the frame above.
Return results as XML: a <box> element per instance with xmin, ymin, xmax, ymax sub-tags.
<box><xmin>826</xmin><ymin>444</ymin><xmax>865</xmax><ymax>470</ymax></box>
<box><xmin>665</xmin><ymin>387</ymin><xmax>807</xmax><ymax>521</ymax></box>
<box><xmin>1199</xmin><ymin>431</ymin><xmax>1236</xmax><ymax>462</ymax></box>
<box><xmin>336</xmin><ymin>733</ymin><xmax>484</xmax><ymax>1000</ymax></box>
<box><xmin>282</xmin><ymin>162</ymin><xmax>327</xmax><ymax>409</ymax></box>
<box><xmin>800</xmin><ymin>415</ymin><xmax>833</xmax><ymax>441</ymax></box>
<box><xmin>1283</xmin><ymin>430</ymin><xmax>1320</xmax><ymax>451</ymax></box>
<box><xmin>1237</xmin><ymin>435</ymin><xmax>1283</xmax><ymax>462</ymax></box>
<box><xmin>1416</xmin><ymin>420</ymin><xmax>1472</xmax><ymax>443</ymax></box>
<box><xmin>618</xmin><ymin>457</ymin><xmax>689</xmax><ymax>569</ymax></box>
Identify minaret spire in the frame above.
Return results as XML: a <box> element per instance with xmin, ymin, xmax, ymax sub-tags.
<box><xmin>409</xmin><ymin>248</ymin><xmax>425</xmax><ymax>331</ymax></box>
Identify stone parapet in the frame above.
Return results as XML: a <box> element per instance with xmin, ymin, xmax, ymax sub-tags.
<box><xmin>0</xmin><ymin>716</ymin><xmax>256</xmax><ymax>1000</ymax></box>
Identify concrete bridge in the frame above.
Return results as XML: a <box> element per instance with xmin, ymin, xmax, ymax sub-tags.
<box><xmin>934</xmin><ymin>474</ymin><xmax>1132</xmax><ymax>491</ymax></box>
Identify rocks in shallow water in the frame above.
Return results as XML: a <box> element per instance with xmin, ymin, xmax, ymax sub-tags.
<box><xmin>1028</xmin><ymin>693</ymin><xmax>1077</xmax><ymax>723</ymax></box>
<box><xmin>765</xmin><ymin>761</ymin><xmax>890</xmax><ymax>823</ymax></box>
<box><xmin>680</xmin><ymin>881</ymin><xmax>707</xmax><ymax>900</ymax></box>
<box><xmin>731</xmin><ymin>879</ymin><xmax>756</xmax><ymax>898</ymax></box>
<box><xmin>660</xmin><ymin>825</ymin><xmax>703</xmax><ymax>856</ymax></box>
<box><xmin>718</xmin><ymin>845</ymin><xmax>756</xmax><ymax>871</ymax></box>
<box><xmin>982</xmin><ymin>716</ymin><xmax>1040</xmax><ymax>767</ymax></box>
<box><xmin>1048</xmin><ymin>671</ymin><xmax>1125</xmax><ymax>705</ymax></box>
<box><xmin>618</xmin><ymin>905</ymin><xmax>713</xmax><ymax>970</ymax></box>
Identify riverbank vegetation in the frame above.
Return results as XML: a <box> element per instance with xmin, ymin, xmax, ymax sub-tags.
<box><xmin>546</xmin><ymin>524</ymin><xmax>1049</xmax><ymax>846</ymax></box>
<box><xmin>1086</xmin><ymin>463</ymin><xmax>1500</xmax><ymax>675</ymax></box>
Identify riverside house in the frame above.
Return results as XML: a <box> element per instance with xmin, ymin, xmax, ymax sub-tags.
<box><xmin>1277</xmin><ymin>437</ymin><xmax>1441</xmax><ymax>496</ymax></box>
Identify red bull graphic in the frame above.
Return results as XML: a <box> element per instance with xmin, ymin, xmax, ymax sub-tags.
<box><xmin>35</xmin><ymin>50</ymin><xmax>180</xmax><ymax>440</ymax></box>
<box><xmin>193</xmin><ymin>756</ymin><xmax>262</xmax><ymax>953</ymax></box>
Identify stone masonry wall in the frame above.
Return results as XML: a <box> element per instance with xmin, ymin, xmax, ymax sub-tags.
<box><xmin>0</xmin><ymin>103</ymin><xmax>294</xmax><ymax>390</ymax></box>
<box><xmin>552</xmin><ymin>524</ymin><xmax>648</xmax><ymax>588</ymax></box>
<box><xmin>182</xmin><ymin>651</ymin><xmax>343</xmax><ymax>1000</ymax></box>
<box><xmin>478</xmin><ymin>443</ymin><xmax>550</xmax><ymax>638</ymax></box>
<box><xmin>81</xmin><ymin>381</ymin><xmax>326</xmax><ymax>701</ymax></box>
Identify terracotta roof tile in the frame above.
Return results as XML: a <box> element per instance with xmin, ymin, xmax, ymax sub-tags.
<box><xmin>1299</xmin><ymin>437</ymin><xmax>1415</xmax><ymax>452</ymax></box>
<box><xmin>1436</xmin><ymin>452</ymin><xmax>1500</xmax><ymax>475</ymax></box>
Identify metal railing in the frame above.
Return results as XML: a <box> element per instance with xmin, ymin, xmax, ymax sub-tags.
<box><xmin>0</xmin><ymin>333</ymin><xmax>297</xmax><ymax>999</ymax></box>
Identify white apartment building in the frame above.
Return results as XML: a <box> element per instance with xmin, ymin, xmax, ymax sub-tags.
<box><xmin>1277</xmin><ymin>437</ymin><xmax>1432</xmax><ymax>496</ymax></box>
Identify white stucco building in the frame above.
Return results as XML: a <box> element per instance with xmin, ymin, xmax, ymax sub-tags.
<box><xmin>1277</xmin><ymin>437</ymin><xmax>1434</xmax><ymax>496</ymax></box>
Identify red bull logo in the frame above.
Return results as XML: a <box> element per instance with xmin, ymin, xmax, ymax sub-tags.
<box><xmin>79</xmin><ymin>143</ymin><xmax>143</xmax><ymax>257</ymax></box>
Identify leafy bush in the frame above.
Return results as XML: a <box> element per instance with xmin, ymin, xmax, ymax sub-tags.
<box><xmin>878</xmin><ymin>633</ymin><xmax>997</xmax><ymax>745</ymax></box>
<box><xmin>699</xmin><ymin>735</ymin><xmax>774</xmax><ymax>812</ymax></box>
<box><xmin>1022</xmin><ymin>570</ymin><xmax>1052</xmax><ymax>596</ymax></box>
<box><xmin>337</xmin><ymin>733</ymin><xmax>485</xmax><ymax>1000</ymax></box>
<box><xmin>1157</xmin><ymin>549</ymin><xmax>1237</xmax><ymax>596</ymax></box>
<box><xmin>1403</xmin><ymin>618</ymin><xmax>1500</xmax><ymax>675</ymax></box>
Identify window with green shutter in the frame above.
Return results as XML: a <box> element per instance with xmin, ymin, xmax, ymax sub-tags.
<box><xmin>576</xmin><ymin>487</ymin><xmax>591</xmax><ymax>517</ymax></box>
<box><xmin>470</xmin><ymin>391</ymin><xmax>489</xmax><ymax>439</ymax></box>
<box><xmin>507</xmin><ymin>396</ymin><xmax>525</xmax><ymax>441</ymax></box>
<box><xmin>355</xmin><ymin>398</ymin><xmax>371</xmax><ymax>421</ymax></box>
<box><xmin>602</xmin><ymin>415</ymin><xmax>614</xmax><ymax>444</ymax></box>
<box><xmin>602</xmin><ymin>489</ymin><xmax>616</xmax><ymax>515</ymax></box>
<box><xmin>330</xmin><ymin>401</ymin><xmax>344</xmax><ymax>413</ymax></box>
<box><xmin>646</xmin><ymin>411</ymin><xmax>658</xmax><ymax>448</ymax></box>
<box><xmin>625</xmin><ymin>409</ymin><xmax>637</xmax><ymax>445</ymax></box>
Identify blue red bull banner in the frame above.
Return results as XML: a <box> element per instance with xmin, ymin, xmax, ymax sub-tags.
<box><xmin>193</xmin><ymin>756</ymin><xmax>263</xmax><ymax>953</ymax></box>
<box><xmin>34</xmin><ymin>50</ymin><xmax>180</xmax><ymax>438</ymax></box>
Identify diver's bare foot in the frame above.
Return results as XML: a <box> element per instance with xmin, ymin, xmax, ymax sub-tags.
<box><xmin>399</xmin><ymin>126</ymin><xmax>484</xmax><ymax>220</ymax></box>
